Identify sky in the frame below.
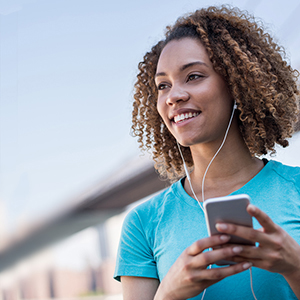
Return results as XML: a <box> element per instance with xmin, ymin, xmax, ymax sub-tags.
<box><xmin>1</xmin><ymin>0</ymin><xmax>300</xmax><ymax>234</ymax></box>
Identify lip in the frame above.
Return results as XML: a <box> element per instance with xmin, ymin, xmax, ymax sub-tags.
<box><xmin>169</xmin><ymin>108</ymin><xmax>201</xmax><ymax>123</ymax></box>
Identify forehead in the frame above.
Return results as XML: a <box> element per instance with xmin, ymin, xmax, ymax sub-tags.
<box><xmin>156</xmin><ymin>38</ymin><xmax>212</xmax><ymax>72</ymax></box>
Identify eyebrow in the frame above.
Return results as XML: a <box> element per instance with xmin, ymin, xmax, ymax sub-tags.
<box><xmin>155</xmin><ymin>61</ymin><xmax>208</xmax><ymax>79</ymax></box>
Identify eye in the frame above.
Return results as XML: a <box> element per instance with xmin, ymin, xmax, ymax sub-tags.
<box><xmin>187</xmin><ymin>74</ymin><xmax>202</xmax><ymax>82</ymax></box>
<box><xmin>157</xmin><ymin>83</ymin><xmax>168</xmax><ymax>91</ymax></box>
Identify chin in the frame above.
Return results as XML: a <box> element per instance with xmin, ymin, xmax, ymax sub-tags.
<box><xmin>176</xmin><ymin>137</ymin><xmax>197</xmax><ymax>148</ymax></box>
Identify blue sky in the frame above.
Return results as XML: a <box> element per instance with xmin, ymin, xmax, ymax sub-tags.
<box><xmin>1</xmin><ymin>0</ymin><xmax>300</xmax><ymax>232</ymax></box>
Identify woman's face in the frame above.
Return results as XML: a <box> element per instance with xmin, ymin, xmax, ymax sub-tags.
<box><xmin>155</xmin><ymin>37</ymin><xmax>235</xmax><ymax>148</ymax></box>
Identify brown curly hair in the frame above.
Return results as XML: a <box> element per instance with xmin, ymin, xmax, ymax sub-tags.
<box><xmin>132</xmin><ymin>5</ymin><xmax>300</xmax><ymax>182</ymax></box>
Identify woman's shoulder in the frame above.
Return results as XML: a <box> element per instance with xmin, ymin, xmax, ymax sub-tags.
<box><xmin>268</xmin><ymin>159</ymin><xmax>300</xmax><ymax>183</ymax></box>
<box><xmin>123</xmin><ymin>179</ymin><xmax>183</xmax><ymax>224</ymax></box>
<box><xmin>269</xmin><ymin>159</ymin><xmax>300</xmax><ymax>173</ymax></box>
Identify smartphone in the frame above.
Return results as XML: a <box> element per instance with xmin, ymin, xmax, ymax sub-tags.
<box><xmin>203</xmin><ymin>194</ymin><xmax>254</xmax><ymax>265</ymax></box>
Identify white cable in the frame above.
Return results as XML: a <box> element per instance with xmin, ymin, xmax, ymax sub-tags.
<box><xmin>201</xmin><ymin>102</ymin><xmax>236</xmax><ymax>203</ymax></box>
<box><xmin>200</xmin><ymin>286</ymin><xmax>207</xmax><ymax>300</ymax></box>
<box><xmin>177</xmin><ymin>101</ymin><xmax>236</xmax><ymax>206</ymax></box>
<box><xmin>250</xmin><ymin>267</ymin><xmax>258</xmax><ymax>300</ymax></box>
<box><xmin>177</xmin><ymin>140</ymin><xmax>205</xmax><ymax>213</ymax></box>
<box><xmin>177</xmin><ymin>102</ymin><xmax>258</xmax><ymax>300</ymax></box>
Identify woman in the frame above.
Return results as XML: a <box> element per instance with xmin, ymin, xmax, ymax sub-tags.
<box><xmin>114</xmin><ymin>5</ymin><xmax>300</xmax><ymax>300</ymax></box>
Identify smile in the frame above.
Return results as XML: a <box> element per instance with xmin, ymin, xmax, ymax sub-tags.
<box><xmin>174</xmin><ymin>112</ymin><xmax>200</xmax><ymax>123</ymax></box>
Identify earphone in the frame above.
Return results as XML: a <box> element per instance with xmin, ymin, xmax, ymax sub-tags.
<box><xmin>177</xmin><ymin>100</ymin><xmax>237</xmax><ymax>210</ymax></box>
<box><xmin>177</xmin><ymin>101</ymin><xmax>258</xmax><ymax>300</ymax></box>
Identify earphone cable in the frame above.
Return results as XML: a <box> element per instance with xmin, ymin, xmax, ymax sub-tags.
<box><xmin>201</xmin><ymin>102</ymin><xmax>236</xmax><ymax>203</ymax></box>
<box><xmin>177</xmin><ymin>102</ymin><xmax>236</xmax><ymax>207</ymax></box>
<box><xmin>250</xmin><ymin>267</ymin><xmax>258</xmax><ymax>300</ymax></box>
<box><xmin>177</xmin><ymin>140</ymin><xmax>205</xmax><ymax>213</ymax></box>
<box><xmin>177</xmin><ymin>102</ymin><xmax>258</xmax><ymax>300</ymax></box>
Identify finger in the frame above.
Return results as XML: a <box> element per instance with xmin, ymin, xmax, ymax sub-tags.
<box><xmin>187</xmin><ymin>235</ymin><xmax>230</xmax><ymax>256</ymax></box>
<box><xmin>215</xmin><ymin>221</ymin><xmax>277</xmax><ymax>246</ymax></box>
<box><xmin>225</xmin><ymin>244</ymin><xmax>262</xmax><ymax>260</ymax></box>
<box><xmin>196</xmin><ymin>245</ymin><xmax>244</xmax><ymax>267</ymax></box>
<box><xmin>229</xmin><ymin>254</ymin><xmax>275</xmax><ymax>270</ymax></box>
<box><xmin>215</xmin><ymin>222</ymin><xmax>263</xmax><ymax>244</ymax></box>
<box><xmin>196</xmin><ymin>261</ymin><xmax>252</xmax><ymax>281</ymax></box>
<box><xmin>247</xmin><ymin>204</ymin><xmax>277</xmax><ymax>233</ymax></box>
<box><xmin>229</xmin><ymin>256</ymin><xmax>262</xmax><ymax>266</ymax></box>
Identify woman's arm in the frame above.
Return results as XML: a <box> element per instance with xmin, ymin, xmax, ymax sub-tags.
<box><xmin>284</xmin><ymin>269</ymin><xmax>300</xmax><ymax>299</ymax></box>
<box><xmin>216</xmin><ymin>204</ymin><xmax>300</xmax><ymax>299</ymax></box>
<box><xmin>154</xmin><ymin>234</ymin><xmax>251</xmax><ymax>300</ymax></box>
<box><xmin>121</xmin><ymin>276</ymin><xmax>160</xmax><ymax>300</ymax></box>
<box><xmin>122</xmin><ymin>234</ymin><xmax>252</xmax><ymax>300</ymax></box>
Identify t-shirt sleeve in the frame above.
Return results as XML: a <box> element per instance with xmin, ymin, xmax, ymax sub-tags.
<box><xmin>114</xmin><ymin>208</ymin><xmax>158</xmax><ymax>282</ymax></box>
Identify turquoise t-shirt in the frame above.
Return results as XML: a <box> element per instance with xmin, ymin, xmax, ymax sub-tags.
<box><xmin>114</xmin><ymin>160</ymin><xmax>300</xmax><ymax>299</ymax></box>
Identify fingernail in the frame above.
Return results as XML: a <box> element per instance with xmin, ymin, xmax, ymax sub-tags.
<box><xmin>248</xmin><ymin>204</ymin><xmax>256</xmax><ymax>213</ymax></box>
<box><xmin>243</xmin><ymin>262</ymin><xmax>253</xmax><ymax>269</ymax></box>
<box><xmin>220</xmin><ymin>235</ymin><xmax>230</xmax><ymax>242</ymax></box>
<box><xmin>233</xmin><ymin>246</ymin><xmax>243</xmax><ymax>254</ymax></box>
<box><xmin>216</xmin><ymin>223</ymin><xmax>227</xmax><ymax>231</ymax></box>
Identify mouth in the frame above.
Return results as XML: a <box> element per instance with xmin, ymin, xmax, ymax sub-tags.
<box><xmin>173</xmin><ymin>111</ymin><xmax>200</xmax><ymax>124</ymax></box>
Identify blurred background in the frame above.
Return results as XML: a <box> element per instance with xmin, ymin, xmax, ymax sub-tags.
<box><xmin>0</xmin><ymin>0</ymin><xmax>300</xmax><ymax>299</ymax></box>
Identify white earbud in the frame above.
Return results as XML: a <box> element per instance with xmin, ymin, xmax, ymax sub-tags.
<box><xmin>233</xmin><ymin>101</ymin><xmax>237</xmax><ymax>110</ymax></box>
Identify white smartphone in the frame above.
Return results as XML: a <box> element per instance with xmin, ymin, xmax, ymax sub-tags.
<box><xmin>203</xmin><ymin>194</ymin><xmax>254</xmax><ymax>265</ymax></box>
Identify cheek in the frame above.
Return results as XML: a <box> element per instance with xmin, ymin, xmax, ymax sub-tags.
<box><xmin>156</xmin><ymin>99</ymin><xmax>165</xmax><ymax>120</ymax></box>
<box><xmin>156</xmin><ymin>101</ymin><xmax>172</xmax><ymax>132</ymax></box>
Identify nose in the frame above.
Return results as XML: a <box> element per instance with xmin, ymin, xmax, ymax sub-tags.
<box><xmin>166</xmin><ymin>86</ymin><xmax>190</xmax><ymax>106</ymax></box>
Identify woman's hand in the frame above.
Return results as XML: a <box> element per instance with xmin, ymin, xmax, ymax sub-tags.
<box><xmin>154</xmin><ymin>234</ymin><xmax>252</xmax><ymax>300</ymax></box>
<box><xmin>215</xmin><ymin>204</ymin><xmax>300</xmax><ymax>298</ymax></box>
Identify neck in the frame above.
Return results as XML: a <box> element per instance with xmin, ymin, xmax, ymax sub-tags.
<box><xmin>184</xmin><ymin>128</ymin><xmax>264</xmax><ymax>201</ymax></box>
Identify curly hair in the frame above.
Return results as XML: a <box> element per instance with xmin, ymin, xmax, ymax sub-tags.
<box><xmin>132</xmin><ymin>5</ymin><xmax>300</xmax><ymax>182</ymax></box>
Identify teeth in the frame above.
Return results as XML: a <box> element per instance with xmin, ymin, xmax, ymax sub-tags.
<box><xmin>174</xmin><ymin>112</ymin><xmax>200</xmax><ymax>123</ymax></box>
